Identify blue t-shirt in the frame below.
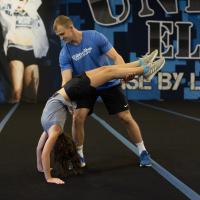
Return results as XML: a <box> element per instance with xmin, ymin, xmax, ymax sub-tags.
<box><xmin>59</xmin><ymin>30</ymin><xmax>120</xmax><ymax>90</ymax></box>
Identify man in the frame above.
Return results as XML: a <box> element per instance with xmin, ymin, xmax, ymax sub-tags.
<box><xmin>53</xmin><ymin>15</ymin><xmax>158</xmax><ymax>167</ymax></box>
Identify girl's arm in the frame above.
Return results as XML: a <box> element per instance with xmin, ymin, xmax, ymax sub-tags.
<box><xmin>36</xmin><ymin>131</ymin><xmax>48</xmax><ymax>172</ymax></box>
<box><xmin>41</xmin><ymin>131</ymin><xmax>65</xmax><ymax>184</ymax></box>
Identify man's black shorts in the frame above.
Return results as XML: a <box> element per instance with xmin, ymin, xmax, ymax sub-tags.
<box><xmin>76</xmin><ymin>83</ymin><xmax>129</xmax><ymax>115</ymax></box>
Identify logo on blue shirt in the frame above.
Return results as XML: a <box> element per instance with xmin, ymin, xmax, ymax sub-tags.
<box><xmin>72</xmin><ymin>47</ymin><xmax>92</xmax><ymax>61</ymax></box>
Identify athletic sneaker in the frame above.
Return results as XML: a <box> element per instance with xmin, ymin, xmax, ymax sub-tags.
<box><xmin>68</xmin><ymin>156</ymin><xmax>86</xmax><ymax>170</ymax></box>
<box><xmin>79</xmin><ymin>156</ymin><xmax>86</xmax><ymax>168</ymax></box>
<box><xmin>68</xmin><ymin>161</ymin><xmax>73</xmax><ymax>170</ymax></box>
<box><xmin>144</xmin><ymin>57</ymin><xmax>165</xmax><ymax>81</ymax></box>
<box><xmin>140</xmin><ymin>49</ymin><xmax>158</xmax><ymax>65</ymax></box>
<box><xmin>139</xmin><ymin>150</ymin><xmax>152</xmax><ymax>167</ymax></box>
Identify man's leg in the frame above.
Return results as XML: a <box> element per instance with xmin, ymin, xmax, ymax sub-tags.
<box><xmin>72</xmin><ymin>108</ymin><xmax>90</xmax><ymax>167</ymax></box>
<box><xmin>72</xmin><ymin>91</ymin><xmax>98</xmax><ymax>167</ymax></box>
<box><xmin>116</xmin><ymin>110</ymin><xmax>143</xmax><ymax>143</ymax></box>
<box><xmin>116</xmin><ymin>110</ymin><xmax>151</xmax><ymax>167</ymax></box>
<box><xmin>100</xmin><ymin>85</ymin><xmax>151</xmax><ymax>167</ymax></box>
<box><xmin>72</xmin><ymin>108</ymin><xmax>90</xmax><ymax>146</ymax></box>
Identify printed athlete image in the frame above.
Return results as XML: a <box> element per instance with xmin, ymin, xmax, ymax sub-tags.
<box><xmin>0</xmin><ymin>0</ymin><xmax>49</xmax><ymax>103</ymax></box>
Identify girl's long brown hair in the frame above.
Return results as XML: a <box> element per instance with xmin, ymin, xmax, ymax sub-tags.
<box><xmin>53</xmin><ymin>134</ymin><xmax>81</xmax><ymax>176</ymax></box>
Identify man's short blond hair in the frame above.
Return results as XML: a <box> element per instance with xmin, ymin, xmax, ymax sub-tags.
<box><xmin>53</xmin><ymin>15</ymin><xmax>73</xmax><ymax>31</ymax></box>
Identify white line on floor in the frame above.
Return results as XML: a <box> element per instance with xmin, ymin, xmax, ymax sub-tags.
<box><xmin>0</xmin><ymin>103</ymin><xmax>19</xmax><ymax>133</ymax></box>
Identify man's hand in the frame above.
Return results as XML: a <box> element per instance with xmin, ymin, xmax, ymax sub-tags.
<box><xmin>67</xmin><ymin>101</ymin><xmax>77</xmax><ymax>115</ymax></box>
<box><xmin>123</xmin><ymin>73</ymin><xmax>136</xmax><ymax>82</ymax></box>
<box><xmin>68</xmin><ymin>105</ymin><xmax>75</xmax><ymax>115</ymax></box>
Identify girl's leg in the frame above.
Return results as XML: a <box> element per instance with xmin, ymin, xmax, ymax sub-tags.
<box><xmin>87</xmin><ymin>56</ymin><xmax>165</xmax><ymax>87</ymax></box>
<box><xmin>87</xmin><ymin>60</ymin><xmax>141</xmax><ymax>75</ymax></box>
<box><xmin>23</xmin><ymin>64</ymin><xmax>39</xmax><ymax>103</ymax></box>
<box><xmin>85</xmin><ymin>49</ymin><xmax>158</xmax><ymax>77</ymax></box>
<box><xmin>8</xmin><ymin>60</ymin><xmax>24</xmax><ymax>103</ymax></box>
<box><xmin>23</xmin><ymin>64</ymin><xmax>39</xmax><ymax>102</ymax></box>
<box><xmin>86</xmin><ymin>65</ymin><xmax>144</xmax><ymax>88</ymax></box>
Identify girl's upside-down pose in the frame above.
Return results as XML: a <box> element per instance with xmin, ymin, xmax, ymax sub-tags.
<box><xmin>36</xmin><ymin>52</ymin><xmax>165</xmax><ymax>184</ymax></box>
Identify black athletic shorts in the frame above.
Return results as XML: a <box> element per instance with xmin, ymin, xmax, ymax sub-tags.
<box><xmin>76</xmin><ymin>83</ymin><xmax>129</xmax><ymax>115</ymax></box>
<box><xmin>63</xmin><ymin>72</ymin><xmax>96</xmax><ymax>101</ymax></box>
<box><xmin>7</xmin><ymin>47</ymin><xmax>37</xmax><ymax>67</ymax></box>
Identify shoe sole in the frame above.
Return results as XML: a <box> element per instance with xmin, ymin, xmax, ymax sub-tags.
<box><xmin>144</xmin><ymin>59</ymin><xmax>165</xmax><ymax>81</ymax></box>
<box><xmin>140</xmin><ymin>164</ymin><xmax>152</xmax><ymax>167</ymax></box>
<box><xmin>69</xmin><ymin>163</ymin><xmax>86</xmax><ymax>169</ymax></box>
<box><xmin>149</xmin><ymin>50</ymin><xmax>158</xmax><ymax>63</ymax></box>
<box><xmin>141</xmin><ymin>50</ymin><xmax>158</xmax><ymax>66</ymax></box>
<box><xmin>80</xmin><ymin>163</ymin><xmax>86</xmax><ymax>168</ymax></box>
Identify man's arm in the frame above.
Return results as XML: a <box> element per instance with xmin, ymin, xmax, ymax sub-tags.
<box><xmin>106</xmin><ymin>47</ymin><xmax>135</xmax><ymax>81</ymax></box>
<box><xmin>106</xmin><ymin>47</ymin><xmax>125</xmax><ymax>65</ymax></box>
<box><xmin>95</xmin><ymin>31</ymin><xmax>124</xmax><ymax>65</ymax></box>
<box><xmin>61</xmin><ymin>69</ymin><xmax>72</xmax><ymax>86</ymax></box>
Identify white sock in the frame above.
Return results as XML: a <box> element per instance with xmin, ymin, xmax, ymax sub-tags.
<box><xmin>76</xmin><ymin>145</ymin><xmax>84</xmax><ymax>158</ymax></box>
<box><xmin>136</xmin><ymin>141</ymin><xmax>146</xmax><ymax>155</ymax></box>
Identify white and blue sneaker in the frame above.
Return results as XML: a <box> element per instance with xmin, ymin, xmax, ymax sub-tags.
<box><xmin>68</xmin><ymin>156</ymin><xmax>86</xmax><ymax>170</ymax></box>
<box><xmin>79</xmin><ymin>156</ymin><xmax>86</xmax><ymax>168</ymax></box>
<box><xmin>140</xmin><ymin>49</ymin><xmax>158</xmax><ymax>65</ymax></box>
<box><xmin>68</xmin><ymin>161</ymin><xmax>73</xmax><ymax>170</ymax></box>
<box><xmin>139</xmin><ymin>150</ymin><xmax>152</xmax><ymax>167</ymax></box>
<box><xmin>144</xmin><ymin>57</ymin><xmax>165</xmax><ymax>81</ymax></box>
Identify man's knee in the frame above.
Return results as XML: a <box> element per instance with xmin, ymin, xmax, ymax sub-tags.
<box><xmin>73</xmin><ymin>110</ymin><xmax>88</xmax><ymax>126</ymax></box>
<box><xmin>116</xmin><ymin>110</ymin><xmax>133</xmax><ymax>124</ymax></box>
